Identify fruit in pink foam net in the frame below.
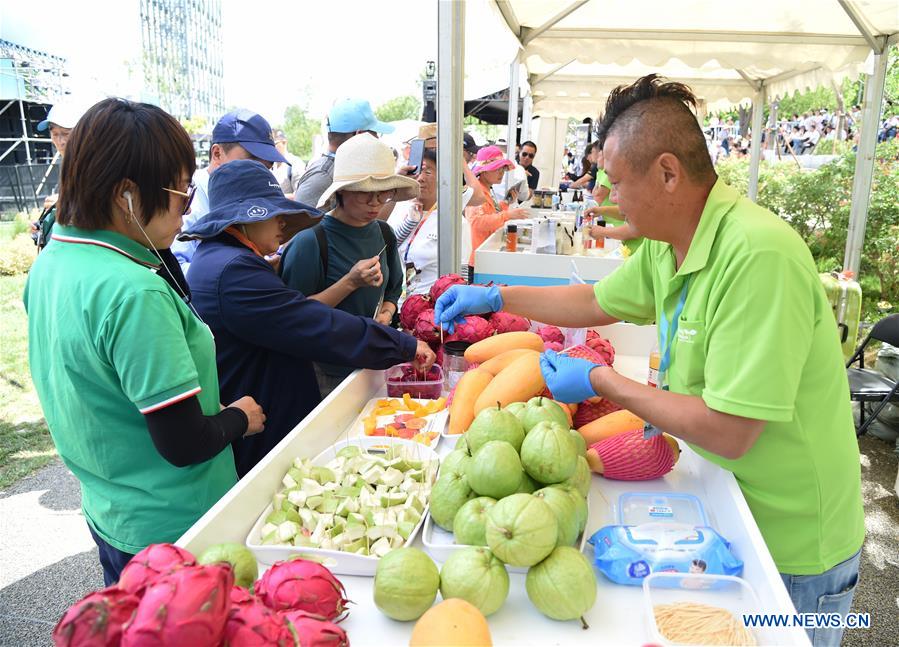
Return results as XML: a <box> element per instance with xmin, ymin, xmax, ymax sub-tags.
<box><xmin>121</xmin><ymin>564</ymin><xmax>233</xmax><ymax>647</ymax></box>
<box><xmin>573</xmin><ymin>398</ymin><xmax>623</xmax><ymax>428</ymax></box>
<box><xmin>117</xmin><ymin>543</ymin><xmax>196</xmax><ymax>596</ymax></box>
<box><xmin>222</xmin><ymin>601</ymin><xmax>295</xmax><ymax>646</ymax></box>
<box><xmin>445</xmin><ymin>316</ymin><xmax>495</xmax><ymax>344</ymax></box>
<box><xmin>489</xmin><ymin>312</ymin><xmax>531</xmax><ymax>334</ymax></box>
<box><xmin>400</xmin><ymin>294</ymin><xmax>432</xmax><ymax>331</ymax></box>
<box><xmin>430</xmin><ymin>274</ymin><xmax>467</xmax><ymax>302</ymax></box>
<box><xmin>544</xmin><ymin>341</ymin><xmax>563</xmax><ymax>352</ymax></box>
<box><xmin>413</xmin><ymin>309</ymin><xmax>441</xmax><ymax>343</ymax></box>
<box><xmin>53</xmin><ymin>586</ymin><xmax>140</xmax><ymax>647</ymax></box>
<box><xmin>537</xmin><ymin>325</ymin><xmax>564</xmax><ymax>345</ymax></box>
<box><xmin>254</xmin><ymin>559</ymin><xmax>349</xmax><ymax>622</ymax></box>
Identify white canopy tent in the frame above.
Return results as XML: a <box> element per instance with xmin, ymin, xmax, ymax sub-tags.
<box><xmin>438</xmin><ymin>0</ymin><xmax>898</xmax><ymax>277</ymax></box>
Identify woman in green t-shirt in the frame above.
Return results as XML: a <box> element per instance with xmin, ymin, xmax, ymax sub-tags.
<box><xmin>24</xmin><ymin>99</ymin><xmax>265</xmax><ymax>585</ymax></box>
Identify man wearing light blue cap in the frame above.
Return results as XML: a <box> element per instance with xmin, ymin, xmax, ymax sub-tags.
<box><xmin>293</xmin><ymin>98</ymin><xmax>395</xmax><ymax>207</ymax></box>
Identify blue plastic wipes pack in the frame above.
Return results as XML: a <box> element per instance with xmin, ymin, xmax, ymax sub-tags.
<box><xmin>587</xmin><ymin>492</ymin><xmax>744</xmax><ymax>585</ymax></box>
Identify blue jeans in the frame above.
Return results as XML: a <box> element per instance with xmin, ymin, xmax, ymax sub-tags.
<box><xmin>87</xmin><ymin>523</ymin><xmax>136</xmax><ymax>586</ymax></box>
<box><xmin>780</xmin><ymin>548</ymin><xmax>861</xmax><ymax>647</ymax></box>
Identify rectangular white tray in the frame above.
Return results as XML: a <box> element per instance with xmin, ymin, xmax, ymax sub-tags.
<box><xmin>421</xmin><ymin>494</ymin><xmax>590</xmax><ymax>572</ymax></box>
<box><xmin>343</xmin><ymin>397</ymin><xmax>446</xmax><ymax>450</ymax></box>
<box><xmin>245</xmin><ymin>436</ymin><xmax>439</xmax><ymax>576</ymax></box>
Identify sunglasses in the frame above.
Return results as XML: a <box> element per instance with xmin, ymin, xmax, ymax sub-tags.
<box><xmin>520</xmin><ymin>151</ymin><xmax>535</xmax><ymax>158</ymax></box>
<box><xmin>163</xmin><ymin>183</ymin><xmax>197</xmax><ymax>215</ymax></box>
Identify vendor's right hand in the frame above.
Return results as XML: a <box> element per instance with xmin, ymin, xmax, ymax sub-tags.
<box><xmin>348</xmin><ymin>256</ymin><xmax>383</xmax><ymax>289</ymax></box>
<box><xmin>229</xmin><ymin>396</ymin><xmax>266</xmax><ymax>436</ymax></box>
<box><xmin>413</xmin><ymin>341</ymin><xmax>436</xmax><ymax>373</ymax></box>
<box><xmin>434</xmin><ymin>285</ymin><xmax>504</xmax><ymax>334</ymax></box>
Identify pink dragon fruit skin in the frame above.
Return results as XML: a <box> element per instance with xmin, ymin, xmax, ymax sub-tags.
<box><xmin>230</xmin><ymin>585</ymin><xmax>255</xmax><ymax>607</ymax></box>
<box><xmin>537</xmin><ymin>325</ymin><xmax>564</xmax><ymax>345</ymax></box>
<box><xmin>117</xmin><ymin>543</ymin><xmax>196</xmax><ymax>596</ymax></box>
<box><xmin>399</xmin><ymin>293</ymin><xmax>431</xmax><ymax>331</ymax></box>
<box><xmin>429</xmin><ymin>273</ymin><xmax>466</xmax><ymax>302</ymax></box>
<box><xmin>53</xmin><ymin>586</ymin><xmax>140</xmax><ymax>647</ymax></box>
<box><xmin>282</xmin><ymin>610</ymin><xmax>349</xmax><ymax>647</ymax></box>
<box><xmin>254</xmin><ymin>559</ymin><xmax>349</xmax><ymax>621</ymax></box>
<box><xmin>413</xmin><ymin>309</ymin><xmax>441</xmax><ymax>344</ymax></box>
<box><xmin>586</xmin><ymin>330</ymin><xmax>616</xmax><ymax>365</ymax></box>
<box><xmin>445</xmin><ymin>315</ymin><xmax>495</xmax><ymax>344</ymax></box>
<box><xmin>489</xmin><ymin>311</ymin><xmax>531</xmax><ymax>334</ymax></box>
<box><xmin>222</xmin><ymin>601</ymin><xmax>295</xmax><ymax>647</ymax></box>
<box><xmin>544</xmin><ymin>341</ymin><xmax>564</xmax><ymax>352</ymax></box>
<box><xmin>121</xmin><ymin>564</ymin><xmax>233</xmax><ymax>647</ymax></box>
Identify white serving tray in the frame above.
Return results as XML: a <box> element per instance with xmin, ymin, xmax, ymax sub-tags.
<box><xmin>421</xmin><ymin>493</ymin><xmax>590</xmax><ymax>572</ymax></box>
<box><xmin>343</xmin><ymin>397</ymin><xmax>447</xmax><ymax>450</ymax></box>
<box><xmin>245</xmin><ymin>436</ymin><xmax>439</xmax><ymax>576</ymax></box>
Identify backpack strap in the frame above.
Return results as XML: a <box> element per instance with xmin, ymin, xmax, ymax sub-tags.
<box><xmin>314</xmin><ymin>223</ymin><xmax>329</xmax><ymax>292</ymax></box>
<box><xmin>376</xmin><ymin>219</ymin><xmax>397</xmax><ymax>251</ymax></box>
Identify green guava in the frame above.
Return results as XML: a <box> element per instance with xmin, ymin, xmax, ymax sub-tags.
<box><xmin>466</xmin><ymin>405</ymin><xmax>525</xmax><ymax>454</ymax></box>
<box><xmin>520</xmin><ymin>421</ymin><xmax>578</xmax><ymax>485</ymax></box>
<box><xmin>374</xmin><ymin>547</ymin><xmax>440</xmax><ymax>621</ymax></box>
<box><xmin>485</xmin><ymin>493</ymin><xmax>558</xmax><ymax>567</ymax></box>
<box><xmin>519</xmin><ymin>397</ymin><xmax>571</xmax><ymax>433</ymax></box>
<box><xmin>525</xmin><ymin>546</ymin><xmax>597</xmax><ymax>625</ymax></box>
<box><xmin>429</xmin><ymin>471</ymin><xmax>475</xmax><ymax>531</ymax></box>
<box><xmin>467</xmin><ymin>441</ymin><xmax>523</xmax><ymax>499</ymax></box>
<box><xmin>534</xmin><ymin>486</ymin><xmax>580</xmax><ymax>547</ymax></box>
<box><xmin>439</xmin><ymin>546</ymin><xmax>509</xmax><ymax>616</ymax></box>
<box><xmin>197</xmin><ymin>542</ymin><xmax>258</xmax><ymax>588</ymax></box>
<box><xmin>453</xmin><ymin>496</ymin><xmax>497</xmax><ymax>546</ymax></box>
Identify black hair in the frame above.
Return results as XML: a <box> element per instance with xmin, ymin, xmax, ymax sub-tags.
<box><xmin>520</xmin><ymin>140</ymin><xmax>537</xmax><ymax>151</ymax></box>
<box><xmin>422</xmin><ymin>148</ymin><xmax>437</xmax><ymax>165</ymax></box>
<box><xmin>595</xmin><ymin>74</ymin><xmax>716</xmax><ymax>182</ymax></box>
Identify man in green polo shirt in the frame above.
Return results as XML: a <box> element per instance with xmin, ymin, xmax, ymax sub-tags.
<box><xmin>435</xmin><ymin>75</ymin><xmax>864</xmax><ymax>646</ymax></box>
<box><xmin>586</xmin><ymin>149</ymin><xmax>643</xmax><ymax>254</ymax></box>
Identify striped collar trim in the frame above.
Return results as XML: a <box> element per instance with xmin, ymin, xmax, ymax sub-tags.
<box><xmin>51</xmin><ymin>234</ymin><xmax>161</xmax><ymax>269</ymax></box>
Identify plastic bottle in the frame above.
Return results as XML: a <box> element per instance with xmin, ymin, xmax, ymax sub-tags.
<box><xmin>506</xmin><ymin>224</ymin><xmax>518</xmax><ymax>252</ymax></box>
<box><xmin>594</xmin><ymin>218</ymin><xmax>606</xmax><ymax>249</ymax></box>
<box><xmin>647</xmin><ymin>342</ymin><xmax>660</xmax><ymax>388</ymax></box>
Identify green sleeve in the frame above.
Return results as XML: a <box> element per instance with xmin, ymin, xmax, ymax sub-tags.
<box><xmin>594</xmin><ymin>243</ymin><xmax>657</xmax><ymax>325</ymax></box>
<box><xmin>595</xmin><ymin>168</ymin><xmax>612</xmax><ymax>191</ymax></box>
<box><xmin>281</xmin><ymin>230</ymin><xmax>323</xmax><ymax>296</ymax></box>
<box><xmin>702</xmin><ymin>251</ymin><xmax>814</xmax><ymax>422</ymax></box>
<box><xmin>98</xmin><ymin>290</ymin><xmax>202</xmax><ymax>413</ymax></box>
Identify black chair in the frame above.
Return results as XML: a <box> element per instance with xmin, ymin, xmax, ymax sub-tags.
<box><xmin>846</xmin><ymin>314</ymin><xmax>899</xmax><ymax>436</ymax></box>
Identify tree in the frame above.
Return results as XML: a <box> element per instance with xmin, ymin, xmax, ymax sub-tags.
<box><xmin>279</xmin><ymin>105</ymin><xmax>321</xmax><ymax>160</ymax></box>
<box><xmin>375</xmin><ymin>95</ymin><xmax>422</xmax><ymax>122</ymax></box>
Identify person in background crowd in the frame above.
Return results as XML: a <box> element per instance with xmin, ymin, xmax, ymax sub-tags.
<box><xmin>569</xmin><ymin>142</ymin><xmax>598</xmax><ymax>190</ymax></box>
<box><xmin>293</xmin><ymin>98</ymin><xmax>394</xmax><ymax>207</ymax></box>
<box><xmin>788</xmin><ymin>125</ymin><xmax>804</xmax><ymax>154</ymax></box>
<box><xmin>464</xmin><ymin>145</ymin><xmax>528</xmax><ymax>277</ymax></box>
<box><xmin>25</xmin><ymin>99</ymin><xmax>265</xmax><ymax>583</ymax></box>
<box><xmin>184</xmin><ymin>159</ymin><xmax>432</xmax><ymax>476</ymax></box>
<box><xmin>271</xmin><ymin>129</ymin><xmax>306</xmax><ymax>198</ymax></box>
<box><xmin>493</xmin><ymin>153</ymin><xmax>529</xmax><ymax>206</ymax></box>
<box><xmin>435</xmin><ymin>75</ymin><xmax>864</xmax><ymax>647</ymax></box>
<box><xmin>282</xmin><ymin>134</ymin><xmax>421</xmax><ymax>396</ymax></box>
<box><xmin>171</xmin><ymin>109</ymin><xmax>287</xmax><ymax>276</ymax></box>
<box><xmin>802</xmin><ymin>124</ymin><xmax>820</xmax><ymax>154</ymax></box>
<box><xmin>31</xmin><ymin>101</ymin><xmax>87</xmax><ymax>250</ymax></box>
<box><xmin>463</xmin><ymin>132</ymin><xmax>481</xmax><ymax>166</ymax></box>
<box><xmin>519</xmin><ymin>140</ymin><xmax>540</xmax><ymax>194</ymax></box>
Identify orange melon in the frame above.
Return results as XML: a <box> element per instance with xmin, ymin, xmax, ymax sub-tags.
<box><xmin>577</xmin><ymin>409</ymin><xmax>643</xmax><ymax>446</ymax></box>
<box><xmin>409</xmin><ymin>598</ymin><xmax>492</xmax><ymax>647</ymax></box>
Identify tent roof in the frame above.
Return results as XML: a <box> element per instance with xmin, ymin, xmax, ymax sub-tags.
<box><xmin>474</xmin><ymin>0</ymin><xmax>898</xmax><ymax>116</ymax></box>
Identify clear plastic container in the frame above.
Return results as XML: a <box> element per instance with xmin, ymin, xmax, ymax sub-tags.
<box><xmin>643</xmin><ymin>573</ymin><xmax>764</xmax><ymax>646</ymax></box>
<box><xmin>618</xmin><ymin>492</ymin><xmax>708</xmax><ymax>527</ymax></box>
<box><xmin>385</xmin><ymin>363</ymin><xmax>444</xmax><ymax>399</ymax></box>
<box><xmin>442</xmin><ymin>342</ymin><xmax>470</xmax><ymax>392</ymax></box>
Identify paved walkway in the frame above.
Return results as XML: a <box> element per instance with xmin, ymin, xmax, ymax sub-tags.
<box><xmin>1</xmin><ymin>437</ymin><xmax>896</xmax><ymax>646</ymax></box>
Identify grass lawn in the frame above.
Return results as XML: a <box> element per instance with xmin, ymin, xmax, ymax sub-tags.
<box><xmin>0</xmin><ymin>255</ymin><xmax>56</xmax><ymax>489</ymax></box>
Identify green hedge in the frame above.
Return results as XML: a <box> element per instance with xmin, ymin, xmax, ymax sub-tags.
<box><xmin>716</xmin><ymin>140</ymin><xmax>899</xmax><ymax>321</ymax></box>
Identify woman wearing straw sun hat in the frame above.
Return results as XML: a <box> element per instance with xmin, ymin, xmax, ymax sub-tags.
<box><xmin>464</xmin><ymin>145</ymin><xmax>529</xmax><ymax>276</ymax></box>
<box><xmin>281</xmin><ymin>133</ymin><xmax>422</xmax><ymax>396</ymax></box>
<box><xmin>184</xmin><ymin>159</ymin><xmax>434</xmax><ymax>476</ymax></box>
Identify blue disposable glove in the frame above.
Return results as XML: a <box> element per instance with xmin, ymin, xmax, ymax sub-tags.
<box><xmin>434</xmin><ymin>285</ymin><xmax>503</xmax><ymax>334</ymax></box>
<box><xmin>540</xmin><ymin>349</ymin><xmax>604</xmax><ymax>404</ymax></box>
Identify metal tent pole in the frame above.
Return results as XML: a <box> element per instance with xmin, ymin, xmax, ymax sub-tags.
<box><xmin>747</xmin><ymin>85</ymin><xmax>766</xmax><ymax>201</ymax></box>
<box><xmin>843</xmin><ymin>49</ymin><xmax>888</xmax><ymax>276</ymax></box>
<box><xmin>506</xmin><ymin>56</ymin><xmax>520</xmax><ymax>162</ymax></box>
<box><xmin>437</xmin><ymin>0</ymin><xmax>465</xmax><ymax>277</ymax></box>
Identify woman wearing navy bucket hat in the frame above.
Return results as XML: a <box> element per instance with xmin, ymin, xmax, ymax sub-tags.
<box><xmin>183</xmin><ymin>159</ymin><xmax>434</xmax><ymax>476</ymax></box>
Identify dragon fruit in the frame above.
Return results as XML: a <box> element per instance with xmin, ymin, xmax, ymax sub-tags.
<box><xmin>489</xmin><ymin>311</ymin><xmax>531</xmax><ymax>334</ymax></box>
<box><xmin>121</xmin><ymin>564</ymin><xmax>233</xmax><ymax>647</ymax></box>
<box><xmin>230</xmin><ymin>585</ymin><xmax>255</xmax><ymax>607</ymax></box>
<box><xmin>222</xmin><ymin>601</ymin><xmax>295</xmax><ymax>647</ymax></box>
<box><xmin>586</xmin><ymin>331</ymin><xmax>616</xmax><ymax>365</ymax></box>
<box><xmin>400</xmin><ymin>294</ymin><xmax>431</xmax><ymax>331</ymax></box>
<box><xmin>117</xmin><ymin>543</ymin><xmax>196</xmax><ymax>596</ymax></box>
<box><xmin>413</xmin><ymin>309</ymin><xmax>441</xmax><ymax>343</ymax></box>
<box><xmin>53</xmin><ymin>586</ymin><xmax>140</xmax><ymax>647</ymax></box>
<box><xmin>429</xmin><ymin>273</ymin><xmax>466</xmax><ymax>302</ymax></box>
<box><xmin>544</xmin><ymin>341</ymin><xmax>563</xmax><ymax>352</ymax></box>
<box><xmin>254</xmin><ymin>559</ymin><xmax>349</xmax><ymax>622</ymax></box>
<box><xmin>282</xmin><ymin>610</ymin><xmax>349</xmax><ymax>647</ymax></box>
<box><xmin>564</xmin><ymin>344</ymin><xmax>608</xmax><ymax>366</ymax></box>
<box><xmin>537</xmin><ymin>325</ymin><xmax>564</xmax><ymax>345</ymax></box>
<box><xmin>445</xmin><ymin>315</ymin><xmax>495</xmax><ymax>344</ymax></box>
<box><xmin>573</xmin><ymin>398</ymin><xmax>623</xmax><ymax>428</ymax></box>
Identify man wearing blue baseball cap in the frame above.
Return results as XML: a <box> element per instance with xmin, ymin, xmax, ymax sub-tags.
<box><xmin>172</xmin><ymin>108</ymin><xmax>287</xmax><ymax>275</ymax></box>
<box><xmin>294</xmin><ymin>98</ymin><xmax>395</xmax><ymax>207</ymax></box>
